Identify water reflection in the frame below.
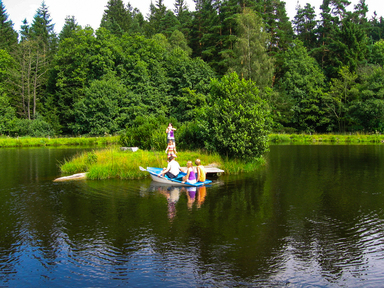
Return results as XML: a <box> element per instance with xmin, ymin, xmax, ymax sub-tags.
<box><xmin>2</xmin><ymin>146</ymin><xmax>384</xmax><ymax>286</ymax></box>
<box><xmin>149</xmin><ymin>184</ymin><xmax>208</xmax><ymax>220</ymax></box>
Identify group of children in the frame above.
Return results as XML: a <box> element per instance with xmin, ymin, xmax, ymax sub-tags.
<box><xmin>160</xmin><ymin>123</ymin><xmax>206</xmax><ymax>184</ymax></box>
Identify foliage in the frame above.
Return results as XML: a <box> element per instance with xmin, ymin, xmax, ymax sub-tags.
<box><xmin>229</xmin><ymin>8</ymin><xmax>274</xmax><ymax>88</ymax></box>
<box><xmin>0</xmin><ymin>93</ymin><xmax>17</xmax><ymax>135</ymax></box>
<box><xmin>119</xmin><ymin>115</ymin><xmax>173</xmax><ymax>150</ymax></box>
<box><xmin>0</xmin><ymin>1</ymin><xmax>18</xmax><ymax>51</ymax></box>
<box><xmin>199</xmin><ymin>72</ymin><xmax>272</xmax><ymax>161</ymax></box>
<box><xmin>1</xmin><ymin>0</ymin><xmax>384</xmax><ymax>138</ymax></box>
<box><xmin>70</xmin><ymin>72</ymin><xmax>129</xmax><ymax>135</ymax></box>
<box><xmin>275</xmin><ymin>40</ymin><xmax>327</xmax><ymax>132</ymax></box>
<box><xmin>322</xmin><ymin>66</ymin><xmax>359</xmax><ymax>132</ymax></box>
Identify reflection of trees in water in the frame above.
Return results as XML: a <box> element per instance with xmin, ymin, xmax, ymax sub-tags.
<box><xmin>267</xmin><ymin>145</ymin><xmax>384</xmax><ymax>284</ymax></box>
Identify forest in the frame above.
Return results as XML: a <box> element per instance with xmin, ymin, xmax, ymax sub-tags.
<box><xmin>0</xmin><ymin>0</ymin><xmax>384</xmax><ymax>159</ymax></box>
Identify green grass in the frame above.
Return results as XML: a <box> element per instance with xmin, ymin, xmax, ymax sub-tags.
<box><xmin>59</xmin><ymin>148</ymin><xmax>266</xmax><ymax>180</ymax></box>
<box><xmin>0</xmin><ymin>135</ymin><xmax>120</xmax><ymax>147</ymax></box>
<box><xmin>269</xmin><ymin>133</ymin><xmax>384</xmax><ymax>144</ymax></box>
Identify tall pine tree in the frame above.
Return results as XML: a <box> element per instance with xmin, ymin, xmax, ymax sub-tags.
<box><xmin>0</xmin><ymin>1</ymin><xmax>18</xmax><ymax>52</ymax></box>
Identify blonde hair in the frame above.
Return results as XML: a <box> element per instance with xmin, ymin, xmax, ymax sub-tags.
<box><xmin>195</xmin><ymin>159</ymin><xmax>201</xmax><ymax>166</ymax></box>
<box><xmin>187</xmin><ymin>161</ymin><xmax>193</xmax><ymax>168</ymax></box>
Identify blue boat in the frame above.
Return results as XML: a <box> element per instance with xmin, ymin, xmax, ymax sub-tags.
<box><xmin>140</xmin><ymin>166</ymin><xmax>212</xmax><ymax>187</ymax></box>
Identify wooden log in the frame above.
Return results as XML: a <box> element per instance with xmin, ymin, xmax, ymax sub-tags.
<box><xmin>53</xmin><ymin>173</ymin><xmax>87</xmax><ymax>182</ymax></box>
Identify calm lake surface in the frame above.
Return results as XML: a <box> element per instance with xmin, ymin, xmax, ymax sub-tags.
<box><xmin>1</xmin><ymin>145</ymin><xmax>384</xmax><ymax>287</ymax></box>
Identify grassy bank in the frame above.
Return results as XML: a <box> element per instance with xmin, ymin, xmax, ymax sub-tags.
<box><xmin>59</xmin><ymin>148</ymin><xmax>265</xmax><ymax>180</ymax></box>
<box><xmin>269</xmin><ymin>133</ymin><xmax>384</xmax><ymax>144</ymax></box>
<box><xmin>0</xmin><ymin>135</ymin><xmax>120</xmax><ymax>147</ymax></box>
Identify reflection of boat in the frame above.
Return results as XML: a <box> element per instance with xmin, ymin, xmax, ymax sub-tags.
<box><xmin>140</xmin><ymin>166</ymin><xmax>212</xmax><ymax>187</ymax></box>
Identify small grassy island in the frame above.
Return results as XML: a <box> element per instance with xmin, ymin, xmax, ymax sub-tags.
<box><xmin>58</xmin><ymin>132</ymin><xmax>384</xmax><ymax>180</ymax></box>
<box><xmin>59</xmin><ymin>148</ymin><xmax>265</xmax><ymax>180</ymax></box>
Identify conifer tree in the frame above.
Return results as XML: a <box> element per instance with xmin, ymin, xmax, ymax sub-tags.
<box><xmin>0</xmin><ymin>1</ymin><xmax>18</xmax><ymax>52</ymax></box>
<box><xmin>173</xmin><ymin>0</ymin><xmax>192</xmax><ymax>39</ymax></box>
<box><xmin>146</xmin><ymin>0</ymin><xmax>167</xmax><ymax>36</ymax></box>
<box><xmin>314</xmin><ymin>0</ymin><xmax>352</xmax><ymax>78</ymax></box>
<box><xmin>100</xmin><ymin>0</ymin><xmax>130</xmax><ymax>36</ymax></box>
<box><xmin>369</xmin><ymin>13</ymin><xmax>384</xmax><ymax>42</ymax></box>
<box><xmin>30</xmin><ymin>1</ymin><xmax>57</xmax><ymax>53</ymax></box>
<box><xmin>16</xmin><ymin>1</ymin><xmax>57</xmax><ymax>120</ymax></box>
<box><xmin>293</xmin><ymin>3</ymin><xmax>317</xmax><ymax>50</ymax></box>
<box><xmin>189</xmin><ymin>0</ymin><xmax>221</xmax><ymax>72</ymax></box>
<box><xmin>59</xmin><ymin>16</ymin><xmax>80</xmax><ymax>41</ymax></box>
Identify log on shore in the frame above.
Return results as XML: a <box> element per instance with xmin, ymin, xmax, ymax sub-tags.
<box><xmin>53</xmin><ymin>173</ymin><xmax>87</xmax><ymax>182</ymax></box>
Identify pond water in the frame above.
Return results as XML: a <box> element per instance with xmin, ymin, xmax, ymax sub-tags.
<box><xmin>1</xmin><ymin>145</ymin><xmax>384</xmax><ymax>287</ymax></box>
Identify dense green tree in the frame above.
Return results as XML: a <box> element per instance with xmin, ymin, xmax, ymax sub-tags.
<box><xmin>322</xmin><ymin>66</ymin><xmax>359</xmax><ymax>132</ymax></box>
<box><xmin>0</xmin><ymin>49</ymin><xmax>14</xmax><ymax>91</ymax></box>
<box><xmin>275</xmin><ymin>40</ymin><xmax>327</xmax><ymax>132</ymax></box>
<box><xmin>0</xmin><ymin>93</ymin><xmax>17</xmax><ymax>135</ymax></box>
<box><xmin>173</xmin><ymin>0</ymin><xmax>192</xmax><ymax>40</ymax></box>
<box><xmin>198</xmin><ymin>72</ymin><xmax>272</xmax><ymax>160</ymax></box>
<box><xmin>146</xmin><ymin>0</ymin><xmax>167</xmax><ymax>36</ymax></box>
<box><xmin>348</xmin><ymin>65</ymin><xmax>384</xmax><ymax>131</ymax></box>
<box><xmin>327</xmin><ymin>19</ymin><xmax>369</xmax><ymax>77</ymax></box>
<box><xmin>100</xmin><ymin>0</ymin><xmax>130</xmax><ymax>36</ymax></box>
<box><xmin>52</xmin><ymin>27</ymin><xmax>120</xmax><ymax>133</ymax></box>
<box><xmin>189</xmin><ymin>0</ymin><xmax>221</xmax><ymax>71</ymax></box>
<box><xmin>166</xmin><ymin>47</ymin><xmax>215</xmax><ymax>121</ymax></box>
<box><xmin>369</xmin><ymin>13</ymin><xmax>384</xmax><ymax>42</ymax></box>
<box><xmin>252</xmin><ymin>0</ymin><xmax>293</xmax><ymax>53</ymax></box>
<box><xmin>30</xmin><ymin>1</ymin><xmax>57</xmax><ymax>53</ymax></box>
<box><xmin>0</xmin><ymin>1</ymin><xmax>18</xmax><ymax>52</ymax></box>
<box><xmin>70</xmin><ymin>72</ymin><xmax>130</xmax><ymax>135</ymax></box>
<box><xmin>293</xmin><ymin>3</ymin><xmax>317</xmax><ymax>50</ymax></box>
<box><xmin>229</xmin><ymin>8</ymin><xmax>274</xmax><ymax>88</ymax></box>
<box><xmin>158</xmin><ymin>10</ymin><xmax>180</xmax><ymax>37</ymax></box>
<box><xmin>370</xmin><ymin>39</ymin><xmax>384</xmax><ymax>66</ymax></box>
<box><xmin>314</xmin><ymin>0</ymin><xmax>351</xmax><ymax>77</ymax></box>
<box><xmin>59</xmin><ymin>16</ymin><xmax>81</xmax><ymax>41</ymax></box>
<box><xmin>15</xmin><ymin>2</ymin><xmax>58</xmax><ymax>120</ymax></box>
<box><xmin>169</xmin><ymin>29</ymin><xmax>192</xmax><ymax>55</ymax></box>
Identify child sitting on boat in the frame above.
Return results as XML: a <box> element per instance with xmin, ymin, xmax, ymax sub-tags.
<box><xmin>195</xmin><ymin>159</ymin><xmax>206</xmax><ymax>182</ymax></box>
<box><xmin>182</xmin><ymin>161</ymin><xmax>197</xmax><ymax>184</ymax></box>
<box><xmin>159</xmin><ymin>156</ymin><xmax>181</xmax><ymax>179</ymax></box>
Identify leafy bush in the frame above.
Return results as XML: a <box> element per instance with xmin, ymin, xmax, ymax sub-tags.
<box><xmin>198</xmin><ymin>73</ymin><xmax>272</xmax><ymax>161</ymax></box>
<box><xmin>119</xmin><ymin>115</ymin><xmax>178</xmax><ymax>150</ymax></box>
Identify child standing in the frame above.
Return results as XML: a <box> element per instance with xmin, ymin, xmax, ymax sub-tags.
<box><xmin>166</xmin><ymin>123</ymin><xmax>176</xmax><ymax>144</ymax></box>
<box><xmin>165</xmin><ymin>140</ymin><xmax>177</xmax><ymax>159</ymax></box>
